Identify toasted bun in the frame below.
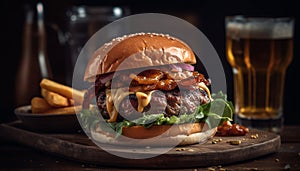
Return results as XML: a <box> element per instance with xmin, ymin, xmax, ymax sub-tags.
<box><xmin>84</xmin><ymin>33</ymin><xmax>196</xmax><ymax>82</ymax></box>
<box><xmin>122</xmin><ymin>123</ymin><xmax>205</xmax><ymax>139</ymax></box>
<box><xmin>91</xmin><ymin>123</ymin><xmax>217</xmax><ymax>146</ymax></box>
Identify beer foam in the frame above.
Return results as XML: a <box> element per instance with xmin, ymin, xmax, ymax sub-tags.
<box><xmin>226</xmin><ymin>18</ymin><xmax>294</xmax><ymax>39</ymax></box>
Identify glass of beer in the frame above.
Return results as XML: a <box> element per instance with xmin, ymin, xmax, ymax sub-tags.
<box><xmin>225</xmin><ymin>16</ymin><xmax>294</xmax><ymax>133</ymax></box>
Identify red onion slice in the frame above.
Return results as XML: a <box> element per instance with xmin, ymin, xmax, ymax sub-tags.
<box><xmin>174</xmin><ymin>63</ymin><xmax>194</xmax><ymax>71</ymax></box>
<box><xmin>169</xmin><ymin>64</ymin><xmax>182</xmax><ymax>72</ymax></box>
<box><xmin>99</xmin><ymin>73</ymin><xmax>114</xmax><ymax>84</ymax></box>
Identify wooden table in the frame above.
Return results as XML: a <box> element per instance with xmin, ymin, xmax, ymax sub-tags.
<box><xmin>0</xmin><ymin>124</ymin><xmax>299</xmax><ymax>170</ymax></box>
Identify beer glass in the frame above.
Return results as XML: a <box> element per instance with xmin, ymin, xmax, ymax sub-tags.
<box><xmin>225</xmin><ymin>16</ymin><xmax>294</xmax><ymax>133</ymax></box>
<box><xmin>65</xmin><ymin>6</ymin><xmax>130</xmax><ymax>86</ymax></box>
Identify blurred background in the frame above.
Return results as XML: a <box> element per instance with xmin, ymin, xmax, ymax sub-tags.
<box><xmin>1</xmin><ymin>0</ymin><xmax>299</xmax><ymax>125</ymax></box>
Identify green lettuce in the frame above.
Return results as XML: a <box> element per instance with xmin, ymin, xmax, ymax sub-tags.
<box><xmin>79</xmin><ymin>91</ymin><xmax>233</xmax><ymax>137</ymax></box>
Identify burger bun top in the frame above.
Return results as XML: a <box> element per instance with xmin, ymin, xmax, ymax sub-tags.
<box><xmin>84</xmin><ymin>33</ymin><xmax>196</xmax><ymax>82</ymax></box>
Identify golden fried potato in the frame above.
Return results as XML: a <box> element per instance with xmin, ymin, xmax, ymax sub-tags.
<box><xmin>41</xmin><ymin>88</ymin><xmax>71</xmax><ymax>107</ymax></box>
<box><xmin>40</xmin><ymin>78</ymin><xmax>84</xmax><ymax>104</ymax></box>
<box><xmin>31</xmin><ymin>97</ymin><xmax>52</xmax><ymax>113</ymax></box>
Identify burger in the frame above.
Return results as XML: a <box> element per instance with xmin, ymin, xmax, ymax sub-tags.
<box><xmin>80</xmin><ymin>32</ymin><xmax>232</xmax><ymax>146</ymax></box>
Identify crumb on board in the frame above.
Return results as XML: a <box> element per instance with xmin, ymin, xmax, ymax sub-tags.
<box><xmin>207</xmin><ymin>167</ymin><xmax>215</xmax><ymax>171</ymax></box>
<box><xmin>212</xmin><ymin>138</ymin><xmax>223</xmax><ymax>144</ymax></box>
<box><xmin>226</xmin><ymin>140</ymin><xmax>242</xmax><ymax>145</ymax></box>
<box><xmin>187</xmin><ymin>148</ymin><xmax>195</xmax><ymax>152</ymax></box>
<box><xmin>250</xmin><ymin>134</ymin><xmax>259</xmax><ymax>139</ymax></box>
<box><xmin>175</xmin><ymin>148</ymin><xmax>195</xmax><ymax>152</ymax></box>
<box><xmin>207</xmin><ymin>165</ymin><xmax>227</xmax><ymax>171</ymax></box>
<box><xmin>284</xmin><ymin>164</ymin><xmax>291</xmax><ymax>170</ymax></box>
<box><xmin>175</xmin><ymin>148</ymin><xmax>186</xmax><ymax>151</ymax></box>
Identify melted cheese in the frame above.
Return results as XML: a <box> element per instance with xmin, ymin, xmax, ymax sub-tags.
<box><xmin>198</xmin><ymin>82</ymin><xmax>211</xmax><ymax>99</ymax></box>
<box><xmin>105</xmin><ymin>89</ymin><xmax>155</xmax><ymax>122</ymax></box>
<box><xmin>106</xmin><ymin>88</ymin><xmax>133</xmax><ymax>122</ymax></box>
<box><xmin>136</xmin><ymin>91</ymin><xmax>155</xmax><ymax>112</ymax></box>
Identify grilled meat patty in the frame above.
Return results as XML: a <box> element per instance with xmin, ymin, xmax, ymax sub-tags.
<box><xmin>96</xmin><ymin>88</ymin><xmax>210</xmax><ymax>121</ymax></box>
<box><xmin>94</xmin><ymin>68</ymin><xmax>211</xmax><ymax>122</ymax></box>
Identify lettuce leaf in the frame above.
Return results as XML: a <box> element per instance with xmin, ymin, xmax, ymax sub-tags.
<box><xmin>79</xmin><ymin>91</ymin><xmax>233</xmax><ymax>136</ymax></box>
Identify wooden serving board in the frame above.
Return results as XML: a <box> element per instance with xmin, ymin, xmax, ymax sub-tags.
<box><xmin>0</xmin><ymin>122</ymin><xmax>280</xmax><ymax>169</ymax></box>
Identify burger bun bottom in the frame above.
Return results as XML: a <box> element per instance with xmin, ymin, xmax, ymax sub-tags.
<box><xmin>90</xmin><ymin>126</ymin><xmax>217</xmax><ymax>147</ymax></box>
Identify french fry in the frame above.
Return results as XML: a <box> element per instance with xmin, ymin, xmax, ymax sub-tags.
<box><xmin>31</xmin><ymin>97</ymin><xmax>52</xmax><ymax>113</ymax></box>
<box><xmin>69</xmin><ymin>99</ymin><xmax>75</xmax><ymax>106</ymax></box>
<box><xmin>40</xmin><ymin>78</ymin><xmax>84</xmax><ymax>104</ymax></box>
<box><xmin>30</xmin><ymin>78</ymin><xmax>85</xmax><ymax>115</ymax></box>
<box><xmin>40</xmin><ymin>105</ymin><xmax>82</xmax><ymax>115</ymax></box>
<box><xmin>41</xmin><ymin>88</ymin><xmax>70</xmax><ymax>107</ymax></box>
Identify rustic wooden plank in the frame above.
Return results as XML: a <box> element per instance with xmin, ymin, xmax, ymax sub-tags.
<box><xmin>281</xmin><ymin>125</ymin><xmax>300</xmax><ymax>143</ymax></box>
<box><xmin>0</xmin><ymin>123</ymin><xmax>281</xmax><ymax>169</ymax></box>
<box><xmin>1</xmin><ymin>142</ymin><xmax>299</xmax><ymax>171</ymax></box>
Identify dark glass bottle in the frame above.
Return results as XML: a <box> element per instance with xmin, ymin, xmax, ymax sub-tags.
<box><xmin>15</xmin><ymin>3</ymin><xmax>53</xmax><ymax>106</ymax></box>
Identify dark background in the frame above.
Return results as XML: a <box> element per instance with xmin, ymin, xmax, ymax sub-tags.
<box><xmin>0</xmin><ymin>0</ymin><xmax>299</xmax><ymax>125</ymax></box>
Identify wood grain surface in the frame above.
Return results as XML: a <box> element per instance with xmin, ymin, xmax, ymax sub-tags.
<box><xmin>0</xmin><ymin>122</ymin><xmax>281</xmax><ymax>169</ymax></box>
